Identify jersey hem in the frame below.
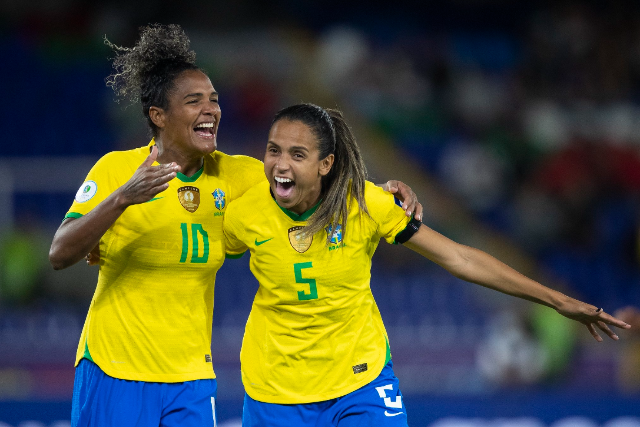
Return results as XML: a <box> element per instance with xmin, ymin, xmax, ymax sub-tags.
<box><xmin>65</xmin><ymin>212</ymin><xmax>83</xmax><ymax>219</ymax></box>
<box><xmin>243</xmin><ymin>357</ymin><xmax>386</xmax><ymax>405</ymax></box>
<box><xmin>74</xmin><ymin>354</ymin><xmax>216</xmax><ymax>383</ymax></box>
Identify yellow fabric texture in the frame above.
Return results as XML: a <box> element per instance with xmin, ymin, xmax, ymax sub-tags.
<box><xmin>67</xmin><ymin>141</ymin><xmax>264</xmax><ymax>382</ymax></box>
<box><xmin>223</xmin><ymin>180</ymin><xmax>411</xmax><ymax>404</ymax></box>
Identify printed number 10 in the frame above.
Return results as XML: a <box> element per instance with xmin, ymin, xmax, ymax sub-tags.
<box><xmin>180</xmin><ymin>223</ymin><xmax>209</xmax><ymax>263</ymax></box>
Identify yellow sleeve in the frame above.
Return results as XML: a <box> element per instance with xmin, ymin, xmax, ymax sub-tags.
<box><xmin>364</xmin><ymin>181</ymin><xmax>412</xmax><ymax>244</ymax></box>
<box><xmin>65</xmin><ymin>152</ymin><xmax>127</xmax><ymax>219</ymax></box>
<box><xmin>223</xmin><ymin>199</ymin><xmax>249</xmax><ymax>258</ymax></box>
<box><xmin>227</xmin><ymin>155</ymin><xmax>266</xmax><ymax>201</ymax></box>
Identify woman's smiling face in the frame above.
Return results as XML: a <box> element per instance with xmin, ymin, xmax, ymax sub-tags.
<box><xmin>264</xmin><ymin>119</ymin><xmax>334</xmax><ymax>214</ymax></box>
<box><xmin>155</xmin><ymin>69</ymin><xmax>221</xmax><ymax>158</ymax></box>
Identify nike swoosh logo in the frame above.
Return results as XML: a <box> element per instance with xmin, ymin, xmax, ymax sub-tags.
<box><xmin>385</xmin><ymin>411</ymin><xmax>404</xmax><ymax>417</ymax></box>
<box><xmin>255</xmin><ymin>238</ymin><xmax>273</xmax><ymax>246</ymax></box>
<box><xmin>144</xmin><ymin>197</ymin><xmax>164</xmax><ymax>203</ymax></box>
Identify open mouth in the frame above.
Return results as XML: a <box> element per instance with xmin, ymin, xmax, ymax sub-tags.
<box><xmin>275</xmin><ymin>176</ymin><xmax>295</xmax><ymax>199</ymax></box>
<box><xmin>194</xmin><ymin>122</ymin><xmax>216</xmax><ymax>139</ymax></box>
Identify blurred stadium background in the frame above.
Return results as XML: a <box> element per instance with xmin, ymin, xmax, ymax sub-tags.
<box><xmin>1</xmin><ymin>0</ymin><xmax>640</xmax><ymax>425</ymax></box>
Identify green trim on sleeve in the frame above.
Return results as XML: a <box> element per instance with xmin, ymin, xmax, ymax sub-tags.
<box><xmin>225</xmin><ymin>252</ymin><xmax>246</xmax><ymax>259</ymax></box>
<box><xmin>144</xmin><ymin>197</ymin><xmax>164</xmax><ymax>203</ymax></box>
<box><xmin>64</xmin><ymin>212</ymin><xmax>84</xmax><ymax>220</ymax></box>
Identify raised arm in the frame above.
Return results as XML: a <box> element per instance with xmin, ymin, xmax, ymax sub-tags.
<box><xmin>403</xmin><ymin>224</ymin><xmax>631</xmax><ymax>341</ymax></box>
<box><xmin>49</xmin><ymin>146</ymin><xmax>179</xmax><ymax>270</ymax></box>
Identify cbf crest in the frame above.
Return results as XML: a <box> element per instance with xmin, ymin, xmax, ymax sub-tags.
<box><xmin>288</xmin><ymin>226</ymin><xmax>313</xmax><ymax>253</ymax></box>
<box><xmin>212</xmin><ymin>188</ymin><xmax>226</xmax><ymax>210</ymax></box>
<box><xmin>178</xmin><ymin>186</ymin><xmax>200</xmax><ymax>212</ymax></box>
<box><xmin>325</xmin><ymin>224</ymin><xmax>343</xmax><ymax>244</ymax></box>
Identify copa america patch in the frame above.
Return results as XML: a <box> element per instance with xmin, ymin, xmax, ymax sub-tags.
<box><xmin>75</xmin><ymin>180</ymin><xmax>97</xmax><ymax>203</ymax></box>
<box><xmin>178</xmin><ymin>186</ymin><xmax>200</xmax><ymax>212</ymax></box>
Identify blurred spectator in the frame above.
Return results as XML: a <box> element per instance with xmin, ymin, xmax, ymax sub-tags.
<box><xmin>0</xmin><ymin>221</ymin><xmax>48</xmax><ymax>306</ymax></box>
<box><xmin>476</xmin><ymin>309</ymin><xmax>548</xmax><ymax>387</ymax></box>
<box><xmin>614</xmin><ymin>306</ymin><xmax>640</xmax><ymax>392</ymax></box>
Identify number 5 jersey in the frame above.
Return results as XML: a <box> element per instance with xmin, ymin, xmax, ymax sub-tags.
<box><xmin>66</xmin><ymin>141</ymin><xmax>264</xmax><ymax>382</ymax></box>
<box><xmin>223</xmin><ymin>180</ymin><xmax>412</xmax><ymax>404</ymax></box>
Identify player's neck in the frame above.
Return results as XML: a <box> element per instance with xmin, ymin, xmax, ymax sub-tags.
<box><xmin>155</xmin><ymin>142</ymin><xmax>204</xmax><ymax>178</ymax></box>
<box><xmin>287</xmin><ymin>192</ymin><xmax>322</xmax><ymax>216</ymax></box>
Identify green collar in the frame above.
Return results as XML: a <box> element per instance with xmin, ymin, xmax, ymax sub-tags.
<box><xmin>271</xmin><ymin>189</ymin><xmax>322</xmax><ymax>221</ymax></box>
<box><xmin>176</xmin><ymin>167</ymin><xmax>204</xmax><ymax>182</ymax></box>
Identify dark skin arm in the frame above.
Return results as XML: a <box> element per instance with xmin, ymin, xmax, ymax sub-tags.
<box><xmin>49</xmin><ymin>146</ymin><xmax>180</xmax><ymax>270</ymax></box>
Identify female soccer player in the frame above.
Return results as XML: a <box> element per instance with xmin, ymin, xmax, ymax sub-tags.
<box><xmin>223</xmin><ymin>103</ymin><xmax>631</xmax><ymax>427</ymax></box>
<box><xmin>49</xmin><ymin>25</ymin><xmax>419</xmax><ymax>427</ymax></box>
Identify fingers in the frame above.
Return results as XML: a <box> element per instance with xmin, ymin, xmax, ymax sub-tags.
<box><xmin>120</xmin><ymin>161</ymin><xmax>179</xmax><ymax>205</ymax></box>
<box><xmin>596</xmin><ymin>321</ymin><xmax>619</xmax><ymax>340</ymax></box>
<box><xmin>583</xmin><ymin>307</ymin><xmax>629</xmax><ymax>341</ymax></box>
<box><xmin>142</xmin><ymin>145</ymin><xmax>159</xmax><ymax>167</ymax></box>
<box><xmin>388</xmin><ymin>180</ymin><xmax>419</xmax><ymax>217</ymax></box>
<box><xmin>586</xmin><ymin>323</ymin><xmax>603</xmax><ymax>342</ymax></box>
<box><xmin>86</xmin><ymin>244</ymin><xmax>100</xmax><ymax>266</ymax></box>
<box><xmin>134</xmin><ymin>165</ymin><xmax>176</xmax><ymax>196</ymax></box>
<box><xmin>144</xmin><ymin>162</ymin><xmax>180</xmax><ymax>186</ymax></box>
<box><xmin>414</xmin><ymin>202</ymin><xmax>423</xmax><ymax>222</ymax></box>
<box><xmin>86</xmin><ymin>253</ymin><xmax>98</xmax><ymax>266</ymax></box>
<box><xmin>151</xmin><ymin>167</ymin><xmax>178</xmax><ymax>186</ymax></box>
<box><xmin>613</xmin><ymin>306</ymin><xmax>640</xmax><ymax>327</ymax></box>
<box><xmin>595</xmin><ymin>310</ymin><xmax>631</xmax><ymax>329</ymax></box>
<box><xmin>386</xmin><ymin>180</ymin><xmax>398</xmax><ymax>193</ymax></box>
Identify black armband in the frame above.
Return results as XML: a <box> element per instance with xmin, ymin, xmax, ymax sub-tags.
<box><xmin>394</xmin><ymin>217</ymin><xmax>422</xmax><ymax>244</ymax></box>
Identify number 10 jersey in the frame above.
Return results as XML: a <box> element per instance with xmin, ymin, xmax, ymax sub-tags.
<box><xmin>66</xmin><ymin>141</ymin><xmax>264</xmax><ymax>383</ymax></box>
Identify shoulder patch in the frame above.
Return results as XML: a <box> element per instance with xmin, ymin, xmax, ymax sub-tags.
<box><xmin>75</xmin><ymin>180</ymin><xmax>97</xmax><ymax>203</ymax></box>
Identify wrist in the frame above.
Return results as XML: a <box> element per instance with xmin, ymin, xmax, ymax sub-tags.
<box><xmin>549</xmin><ymin>292</ymin><xmax>571</xmax><ymax>312</ymax></box>
<box><xmin>111</xmin><ymin>188</ymin><xmax>131</xmax><ymax>211</ymax></box>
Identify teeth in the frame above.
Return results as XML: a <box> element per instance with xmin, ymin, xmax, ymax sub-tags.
<box><xmin>195</xmin><ymin>123</ymin><xmax>215</xmax><ymax>129</ymax></box>
<box><xmin>275</xmin><ymin>177</ymin><xmax>293</xmax><ymax>183</ymax></box>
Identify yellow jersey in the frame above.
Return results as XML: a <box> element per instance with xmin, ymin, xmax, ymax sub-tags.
<box><xmin>223</xmin><ymin>180</ymin><xmax>411</xmax><ymax>404</ymax></box>
<box><xmin>66</xmin><ymin>141</ymin><xmax>264</xmax><ymax>382</ymax></box>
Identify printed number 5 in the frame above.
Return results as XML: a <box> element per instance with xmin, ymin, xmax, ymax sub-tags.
<box><xmin>294</xmin><ymin>262</ymin><xmax>317</xmax><ymax>300</ymax></box>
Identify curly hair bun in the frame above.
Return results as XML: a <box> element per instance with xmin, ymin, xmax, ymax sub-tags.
<box><xmin>105</xmin><ymin>23</ymin><xmax>197</xmax><ymax>105</ymax></box>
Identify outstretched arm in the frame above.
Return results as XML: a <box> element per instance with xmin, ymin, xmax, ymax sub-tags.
<box><xmin>403</xmin><ymin>224</ymin><xmax>631</xmax><ymax>341</ymax></box>
<box><xmin>49</xmin><ymin>146</ymin><xmax>180</xmax><ymax>270</ymax></box>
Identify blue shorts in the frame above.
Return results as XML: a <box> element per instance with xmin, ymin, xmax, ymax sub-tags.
<box><xmin>242</xmin><ymin>360</ymin><xmax>408</xmax><ymax>427</ymax></box>
<box><xmin>71</xmin><ymin>358</ymin><xmax>218</xmax><ymax>427</ymax></box>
